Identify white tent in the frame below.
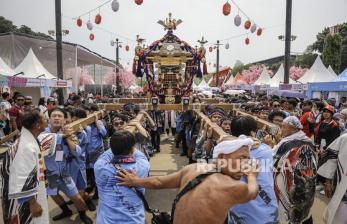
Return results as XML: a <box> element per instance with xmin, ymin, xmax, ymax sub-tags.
<box><xmin>196</xmin><ymin>79</ymin><xmax>210</xmax><ymax>91</ymax></box>
<box><xmin>0</xmin><ymin>57</ymin><xmax>14</xmax><ymax>76</ymax></box>
<box><xmin>207</xmin><ymin>77</ymin><xmax>213</xmax><ymax>86</ymax></box>
<box><xmin>223</xmin><ymin>75</ymin><xmax>235</xmax><ymax>87</ymax></box>
<box><xmin>328</xmin><ymin>65</ymin><xmax>337</xmax><ymax>76</ymax></box>
<box><xmin>14</xmin><ymin>48</ymin><xmax>56</xmax><ymax>79</ymax></box>
<box><xmin>269</xmin><ymin>64</ymin><xmax>284</xmax><ymax>87</ymax></box>
<box><xmin>298</xmin><ymin>56</ymin><xmax>336</xmax><ymax>83</ymax></box>
<box><xmin>254</xmin><ymin>69</ymin><xmax>271</xmax><ymax>85</ymax></box>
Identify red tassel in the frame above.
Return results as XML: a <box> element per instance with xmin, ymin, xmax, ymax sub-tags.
<box><xmin>132</xmin><ymin>60</ymin><xmax>136</xmax><ymax>75</ymax></box>
<box><xmin>203</xmin><ymin>62</ymin><xmax>207</xmax><ymax>75</ymax></box>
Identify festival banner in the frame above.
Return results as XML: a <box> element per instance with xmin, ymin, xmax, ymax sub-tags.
<box><xmin>7</xmin><ymin>77</ymin><xmax>27</xmax><ymax>87</ymax></box>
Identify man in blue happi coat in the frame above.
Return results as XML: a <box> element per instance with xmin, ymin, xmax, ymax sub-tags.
<box><xmin>94</xmin><ymin>130</ymin><xmax>150</xmax><ymax>224</ymax></box>
<box><xmin>44</xmin><ymin>108</ymin><xmax>92</xmax><ymax>224</ymax></box>
<box><xmin>85</xmin><ymin>104</ymin><xmax>107</xmax><ymax>199</ymax></box>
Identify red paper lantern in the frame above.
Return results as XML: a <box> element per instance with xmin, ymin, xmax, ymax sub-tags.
<box><xmin>244</xmin><ymin>20</ymin><xmax>251</xmax><ymax>30</ymax></box>
<box><xmin>89</xmin><ymin>33</ymin><xmax>95</xmax><ymax>41</ymax></box>
<box><xmin>125</xmin><ymin>45</ymin><xmax>130</xmax><ymax>51</ymax></box>
<box><xmin>257</xmin><ymin>28</ymin><xmax>263</xmax><ymax>36</ymax></box>
<box><xmin>245</xmin><ymin>37</ymin><xmax>250</xmax><ymax>45</ymax></box>
<box><xmin>95</xmin><ymin>14</ymin><xmax>102</xmax><ymax>24</ymax></box>
<box><xmin>209</xmin><ymin>46</ymin><xmax>213</xmax><ymax>52</ymax></box>
<box><xmin>135</xmin><ymin>0</ymin><xmax>143</xmax><ymax>5</ymax></box>
<box><xmin>222</xmin><ymin>2</ymin><xmax>231</xmax><ymax>16</ymax></box>
<box><xmin>76</xmin><ymin>18</ymin><xmax>82</xmax><ymax>27</ymax></box>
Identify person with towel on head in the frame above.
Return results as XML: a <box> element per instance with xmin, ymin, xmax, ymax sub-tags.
<box><xmin>117</xmin><ymin>135</ymin><xmax>260</xmax><ymax>224</ymax></box>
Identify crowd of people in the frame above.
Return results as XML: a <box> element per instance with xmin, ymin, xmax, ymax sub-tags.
<box><xmin>0</xmin><ymin>90</ymin><xmax>347</xmax><ymax>224</ymax></box>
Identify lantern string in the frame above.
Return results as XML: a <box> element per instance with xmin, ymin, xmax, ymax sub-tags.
<box><xmin>64</xmin><ymin>14</ymin><xmax>137</xmax><ymax>43</ymax></box>
<box><xmin>74</xmin><ymin>0</ymin><xmax>112</xmax><ymax>19</ymax></box>
<box><xmin>219</xmin><ymin>23</ymin><xmax>284</xmax><ymax>42</ymax></box>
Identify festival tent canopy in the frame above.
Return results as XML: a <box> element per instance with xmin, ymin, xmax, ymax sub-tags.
<box><xmin>298</xmin><ymin>56</ymin><xmax>336</xmax><ymax>83</ymax></box>
<box><xmin>196</xmin><ymin>79</ymin><xmax>211</xmax><ymax>91</ymax></box>
<box><xmin>234</xmin><ymin>73</ymin><xmax>242</xmax><ymax>82</ymax></box>
<box><xmin>14</xmin><ymin>48</ymin><xmax>56</xmax><ymax>79</ymax></box>
<box><xmin>223</xmin><ymin>75</ymin><xmax>235</xmax><ymax>87</ymax></box>
<box><xmin>269</xmin><ymin>64</ymin><xmax>284</xmax><ymax>87</ymax></box>
<box><xmin>334</xmin><ymin>68</ymin><xmax>347</xmax><ymax>82</ymax></box>
<box><xmin>207</xmin><ymin>77</ymin><xmax>213</xmax><ymax>86</ymax></box>
<box><xmin>328</xmin><ymin>65</ymin><xmax>337</xmax><ymax>76</ymax></box>
<box><xmin>254</xmin><ymin>69</ymin><xmax>271</xmax><ymax>85</ymax></box>
<box><xmin>0</xmin><ymin>57</ymin><xmax>14</xmax><ymax>76</ymax></box>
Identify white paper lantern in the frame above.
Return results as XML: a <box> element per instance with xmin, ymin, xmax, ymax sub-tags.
<box><xmin>225</xmin><ymin>43</ymin><xmax>230</xmax><ymax>49</ymax></box>
<box><xmin>87</xmin><ymin>20</ymin><xmax>93</xmax><ymax>30</ymax></box>
<box><xmin>111</xmin><ymin>0</ymin><xmax>120</xmax><ymax>12</ymax></box>
<box><xmin>250</xmin><ymin>24</ymin><xmax>257</xmax><ymax>33</ymax></box>
<box><xmin>110</xmin><ymin>40</ymin><xmax>115</xmax><ymax>46</ymax></box>
<box><xmin>234</xmin><ymin>15</ymin><xmax>241</xmax><ymax>27</ymax></box>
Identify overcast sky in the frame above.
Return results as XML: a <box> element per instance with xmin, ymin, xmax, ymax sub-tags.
<box><xmin>1</xmin><ymin>0</ymin><xmax>346</xmax><ymax>70</ymax></box>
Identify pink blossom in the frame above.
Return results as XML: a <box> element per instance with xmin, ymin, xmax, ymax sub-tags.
<box><xmin>65</xmin><ymin>67</ymin><xmax>95</xmax><ymax>86</ymax></box>
<box><xmin>290</xmin><ymin>66</ymin><xmax>307</xmax><ymax>81</ymax></box>
<box><xmin>103</xmin><ymin>67</ymin><xmax>135</xmax><ymax>88</ymax></box>
<box><xmin>241</xmin><ymin>64</ymin><xmax>271</xmax><ymax>84</ymax></box>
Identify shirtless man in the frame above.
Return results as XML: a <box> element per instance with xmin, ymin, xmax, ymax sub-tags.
<box><xmin>117</xmin><ymin>135</ymin><xmax>259</xmax><ymax>224</ymax></box>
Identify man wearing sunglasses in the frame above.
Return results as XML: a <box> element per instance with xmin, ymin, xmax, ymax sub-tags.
<box><xmin>9</xmin><ymin>94</ymin><xmax>25</xmax><ymax>131</ymax></box>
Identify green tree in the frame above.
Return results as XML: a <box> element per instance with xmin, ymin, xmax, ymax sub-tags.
<box><xmin>0</xmin><ymin>17</ymin><xmax>53</xmax><ymax>40</ymax></box>
<box><xmin>340</xmin><ymin>24</ymin><xmax>347</xmax><ymax>72</ymax></box>
<box><xmin>0</xmin><ymin>16</ymin><xmax>17</xmax><ymax>33</ymax></box>
<box><xmin>322</xmin><ymin>34</ymin><xmax>342</xmax><ymax>73</ymax></box>
<box><xmin>307</xmin><ymin>28</ymin><xmax>330</xmax><ymax>53</ymax></box>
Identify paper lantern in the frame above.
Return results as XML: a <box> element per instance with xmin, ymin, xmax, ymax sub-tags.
<box><xmin>225</xmin><ymin>43</ymin><xmax>230</xmax><ymax>49</ymax></box>
<box><xmin>90</xmin><ymin>33</ymin><xmax>95</xmax><ymax>41</ymax></box>
<box><xmin>110</xmin><ymin>40</ymin><xmax>115</xmax><ymax>46</ymax></box>
<box><xmin>222</xmin><ymin>2</ymin><xmax>231</xmax><ymax>16</ymax></box>
<box><xmin>244</xmin><ymin>20</ymin><xmax>251</xmax><ymax>30</ymax></box>
<box><xmin>111</xmin><ymin>0</ymin><xmax>120</xmax><ymax>12</ymax></box>
<box><xmin>234</xmin><ymin>15</ymin><xmax>241</xmax><ymax>27</ymax></box>
<box><xmin>125</xmin><ymin>45</ymin><xmax>130</xmax><ymax>51</ymax></box>
<box><xmin>135</xmin><ymin>0</ymin><xmax>143</xmax><ymax>5</ymax></box>
<box><xmin>76</xmin><ymin>18</ymin><xmax>82</xmax><ymax>27</ymax></box>
<box><xmin>250</xmin><ymin>24</ymin><xmax>257</xmax><ymax>33</ymax></box>
<box><xmin>87</xmin><ymin>20</ymin><xmax>93</xmax><ymax>30</ymax></box>
<box><xmin>209</xmin><ymin>46</ymin><xmax>213</xmax><ymax>52</ymax></box>
<box><xmin>245</xmin><ymin>37</ymin><xmax>250</xmax><ymax>45</ymax></box>
<box><xmin>257</xmin><ymin>28</ymin><xmax>263</xmax><ymax>36</ymax></box>
<box><xmin>95</xmin><ymin>14</ymin><xmax>102</xmax><ymax>24</ymax></box>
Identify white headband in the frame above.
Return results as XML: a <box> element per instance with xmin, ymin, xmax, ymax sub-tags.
<box><xmin>213</xmin><ymin>135</ymin><xmax>253</xmax><ymax>159</ymax></box>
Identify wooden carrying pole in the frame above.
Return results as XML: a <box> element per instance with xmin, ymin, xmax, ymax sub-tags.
<box><xmin>100</xmin><ymin>103</ymin><xmax>237</xmax><ymax>112</ymax></box>
<box><xmin>193</xmin><ymin>110</ymin><xmax>229</xmax><ymax>140</ymax></box>
<box><xmin>234</xmin><ymin>110</ymin><xmax>278</xmax><ymax>132</ymax></box>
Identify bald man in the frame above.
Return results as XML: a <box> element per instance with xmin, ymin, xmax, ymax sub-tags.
<box><xmin>117</xmin><ymin>136</ymin><xmax>259</xmax><ymax>224</ymax></box>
